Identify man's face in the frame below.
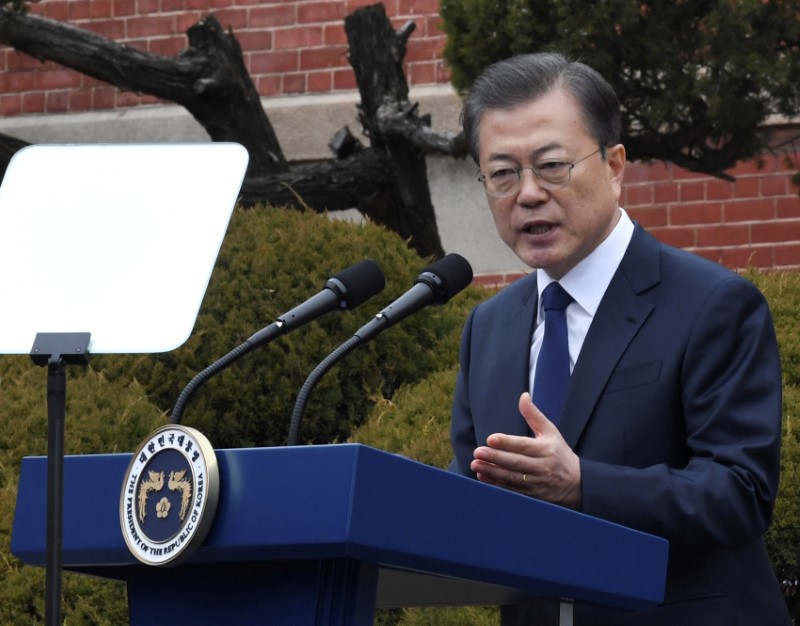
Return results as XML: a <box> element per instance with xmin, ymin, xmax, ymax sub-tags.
<box><xmin>477</xmin><ymin>88</ymin><xmax>626</xmax><ymax>279</ymax></box>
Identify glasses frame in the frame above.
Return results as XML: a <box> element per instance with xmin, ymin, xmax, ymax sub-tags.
<box><xmin>477</xmin><ymin>146</ymin><xmax>604</xmax><ymax>198</ymax></box>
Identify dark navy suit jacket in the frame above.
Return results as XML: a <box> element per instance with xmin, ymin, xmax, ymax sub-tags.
<box><xmin>450</xmin><ymin>225</ymin><xmax>790</xmax><ymax>625</ymax></box>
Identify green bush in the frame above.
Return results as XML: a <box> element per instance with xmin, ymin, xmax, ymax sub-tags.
<box><xmin>0</xmin><ymin>356</ymin><xmax>165</xmax><ymax>624</ymax></box>
<box><xmin>1</xmin><ymin>205</ymin><xmax>487</xmax><ymax>624</ymax></box>
<box><xmin>94</xmin><ymin>205</ymin><xmax>484</xmax><ymax>448</ymax></box>
<box><xmin>751</xmin><ymin>270</ymin><xmax>800</xmax><ymax>620</ymax></box>
<box><xmin>351</xmin><ymin>367</ymin><xmax>458</xmax><ymax>467</ymax></box>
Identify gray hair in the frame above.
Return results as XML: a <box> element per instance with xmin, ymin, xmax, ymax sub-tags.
<box><xmin>461</xmin><ymin>52</ymin><xmax>622</xmax><ymax>163</ymax></box>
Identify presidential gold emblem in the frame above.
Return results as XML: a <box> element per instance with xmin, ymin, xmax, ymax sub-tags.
<box><xmin>120</xmin><ymin>424</ymin><xmax>219</xmax><ymax>566</ymax></box>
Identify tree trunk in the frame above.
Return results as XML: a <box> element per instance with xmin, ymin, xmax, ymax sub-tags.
<box><xmin>345</xmin><ymin>4</ymin><xmax>445</xmax><ymax>259</ymax></box>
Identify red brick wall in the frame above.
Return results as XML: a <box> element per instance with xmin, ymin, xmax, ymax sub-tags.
<box><xmin>1</xmin><ymin>0</ymin><xmax>798</xmax><ymax>277</ymax></box>
<box><xmin>0</xmin><ymin>0</ymin><xmax>449</xmax><ymax>115</ymax></box>
<box><xmin>624</xmin><ymin>149</ymin><xmax>800</xmax><ymax>272</ymax></box>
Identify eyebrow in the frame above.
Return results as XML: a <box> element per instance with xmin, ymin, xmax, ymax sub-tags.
<box><xmin>485</xmin><ymin>142</ymin><xmax>566</xmax><ymax>163</ymax></box>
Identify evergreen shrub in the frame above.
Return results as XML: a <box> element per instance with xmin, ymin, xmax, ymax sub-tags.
<box><xmin>0</xmin><ymin>356</ymin><xmax>164</xmax><ymax>624</ymax></box>
<box><xmin>0</xmin><ymin>205</ymin><xmax>487</xmax><ymax>623</ymax></box>
<box><xmin>94</xmin><ymin>205</ymin><xmax>487</xmax><ymax>448</ymax></box>
<box><xmin>752</xmin><ymin>270</ymin><xmax>800</xmax><ymax>620</ymax></box>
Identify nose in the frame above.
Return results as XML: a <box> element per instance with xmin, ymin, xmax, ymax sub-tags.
<box><xmin>516</xmin><ymin>168</ymin><xmax>549</xmax><ymax>202</ymax></box>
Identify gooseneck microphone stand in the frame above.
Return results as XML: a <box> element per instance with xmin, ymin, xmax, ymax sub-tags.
<box><xmin>287</xmin><ymin>336</ymin><xmax>361</xmax><ymax>446</ymax></box>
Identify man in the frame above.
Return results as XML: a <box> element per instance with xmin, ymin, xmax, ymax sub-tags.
<box><xmin>449</xmin><ymin>52</ymin><xmax>790</xmax><ymax>625</ymax></box>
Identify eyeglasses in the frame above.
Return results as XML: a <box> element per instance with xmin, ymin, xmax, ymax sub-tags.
<box><xmin>477</xmin><ymin>147</ymin><xmax>603</xmax><ymax>198</ymax></box>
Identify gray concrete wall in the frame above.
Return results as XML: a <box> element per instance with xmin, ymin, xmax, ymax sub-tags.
<box><xmin>0</xmin><ymin>85</ymin><xmax>527</xmax><ymax>275</ymax></box>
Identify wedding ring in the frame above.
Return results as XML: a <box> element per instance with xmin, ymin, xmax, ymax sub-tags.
<box><xmin>522</xmin><ymin>473</ymin><xmax>527</xmax><ymax>484</ymax></box>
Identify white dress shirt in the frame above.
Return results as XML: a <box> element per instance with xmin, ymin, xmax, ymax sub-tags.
<box><xmin>529</xmin><ymin>208</ymin><xmax>634</xmax><ymax>395</ymax></box>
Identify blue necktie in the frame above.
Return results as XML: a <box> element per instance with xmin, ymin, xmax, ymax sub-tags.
<box><xmin>533</xmin><ymin>282</ymin><xmax>573</xmax><ymax>425</ymax></box>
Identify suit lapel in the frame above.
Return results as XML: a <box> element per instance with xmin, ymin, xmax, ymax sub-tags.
<box><xmin>492</xmin><ymin>274</ymin><xmax>539</xmax><ymax>437</ymax></box>
<box><xmin>559</xmin><ymin>226</ymin><xmax>660</xmax><ymax>448</ymax></box>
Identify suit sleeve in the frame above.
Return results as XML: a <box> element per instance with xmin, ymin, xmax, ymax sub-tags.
<box><xmin>448</xmin><ymin>306</ymin><xmax>478</xmax><ymax>477</ymax></box>
<box><xmin>580</xmin><ymin>276</ymin><xmax>782</xmax><ymax>551</ymax></box>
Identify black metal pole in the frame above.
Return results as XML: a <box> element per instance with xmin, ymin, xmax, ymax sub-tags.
<box><xmin>45</xmin><ymin>356</ymin><xmax>66</xmax><ymax>626</ymax></box>
<box><xmin>30</xmin><ymin>332</ymin><xmax>90</xmax><ymax>626</ymax></box>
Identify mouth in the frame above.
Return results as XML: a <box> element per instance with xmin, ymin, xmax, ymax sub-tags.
<box><xmin>523</xmin><ymin>223</ymin><xmax>556</xmax><ymax>236</ymax></box>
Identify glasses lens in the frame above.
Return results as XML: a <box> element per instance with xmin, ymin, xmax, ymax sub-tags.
<box><xmin>488</xmin><ymin>169</ymin><xmax>518</xmax><ymax>196</ymax></box>
<box><xmin>479</xmin><ymin>162</ymin><xmax>577</xmax><ymax>197</ymax></box>
<box><xmin>537</xmin><ymin>164</ymin><xmax>571</xmax><ymax>185</ymax></box>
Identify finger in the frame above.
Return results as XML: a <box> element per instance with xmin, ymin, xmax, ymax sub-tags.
<box><xmin>483</xmin><ymin>431</ymin><xmax>536</xmax><ymax>454</ymax></box>
<box><xmin>472</xmin><ymin>460</ymin><xmax>527</xmax><ymax>490</ymax></box>
<box><xmin>519</xmin><ymin>392</ymin><xmax>552</xmax><ymax>437</ymax></box>
<box><xmin>474</xmin><ymin>444</ymin><xmax>528</xmax><ymax>469</ymax></box>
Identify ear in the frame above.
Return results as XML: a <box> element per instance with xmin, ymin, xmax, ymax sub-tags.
<box><xmin>606</xmin><ymin>143</ymin><xmax>626</xmax><ymax>199</ymax></box>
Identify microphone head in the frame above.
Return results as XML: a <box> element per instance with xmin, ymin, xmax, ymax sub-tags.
<box><xmin>327</xmin><ymin>258</ymin><xmax>386</xmax><ymax>309</ymax></box>
<box><xmin>417</xmin><ymin>253</ymin><xmax>474</xmax><ymax>304</ymax></box>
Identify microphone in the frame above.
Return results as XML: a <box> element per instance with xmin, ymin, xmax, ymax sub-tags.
<box><xmin>287</xmin><ymin>253</ymin><xmax>473</xmax><ymax>445</ymax></box>
<box><xmin>169</xmin><ymin>259</ymin><xmax>385</xmax><ymax>424</ymax></box>
<box><xmin>246</xmin><ymin>258</ymin><xmax>386</xmax><ymax>346</ymax></box>
<box><xmin>354</xmin><ymin>252</ymin><xmax>475</xmax><ymax>343</ymax></box>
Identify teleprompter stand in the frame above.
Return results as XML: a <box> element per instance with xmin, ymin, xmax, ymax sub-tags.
<box><xmin>29</xmin><ymin>332</ymin><xmax>91</xmax><ymax>626</ymax></box>
<box><xmin>1</xmin><ymin>141</ymin><xmax>249</xmax><ymax>626</ymax></box>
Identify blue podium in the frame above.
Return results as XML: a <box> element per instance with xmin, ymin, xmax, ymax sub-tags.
<box><xmin>12</xmin><ymin>444</ymin><xmax>667</xmax><ymax>624</ymax></box>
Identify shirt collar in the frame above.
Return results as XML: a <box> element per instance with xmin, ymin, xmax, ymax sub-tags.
<box><xmin>536</xmin><ymin>208</ymin><xmax>634</xmax><ymax>317</ymax></box>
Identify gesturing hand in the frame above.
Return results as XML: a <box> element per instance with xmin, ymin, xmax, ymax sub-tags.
<box><xmin>470</xmin><ymin>392</ymin><xmax>582</xmax><ymax>509</ymax></box>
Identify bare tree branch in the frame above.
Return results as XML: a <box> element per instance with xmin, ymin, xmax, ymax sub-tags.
<box><xmin>0</xmin><ymin>3</ymin><xmax>452</xmax><ymax>257</ymax></box>
<box><xmin>0</xmin><ymin>8</ymin><xmax>287</xmax><ymax>176</ymax></box>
